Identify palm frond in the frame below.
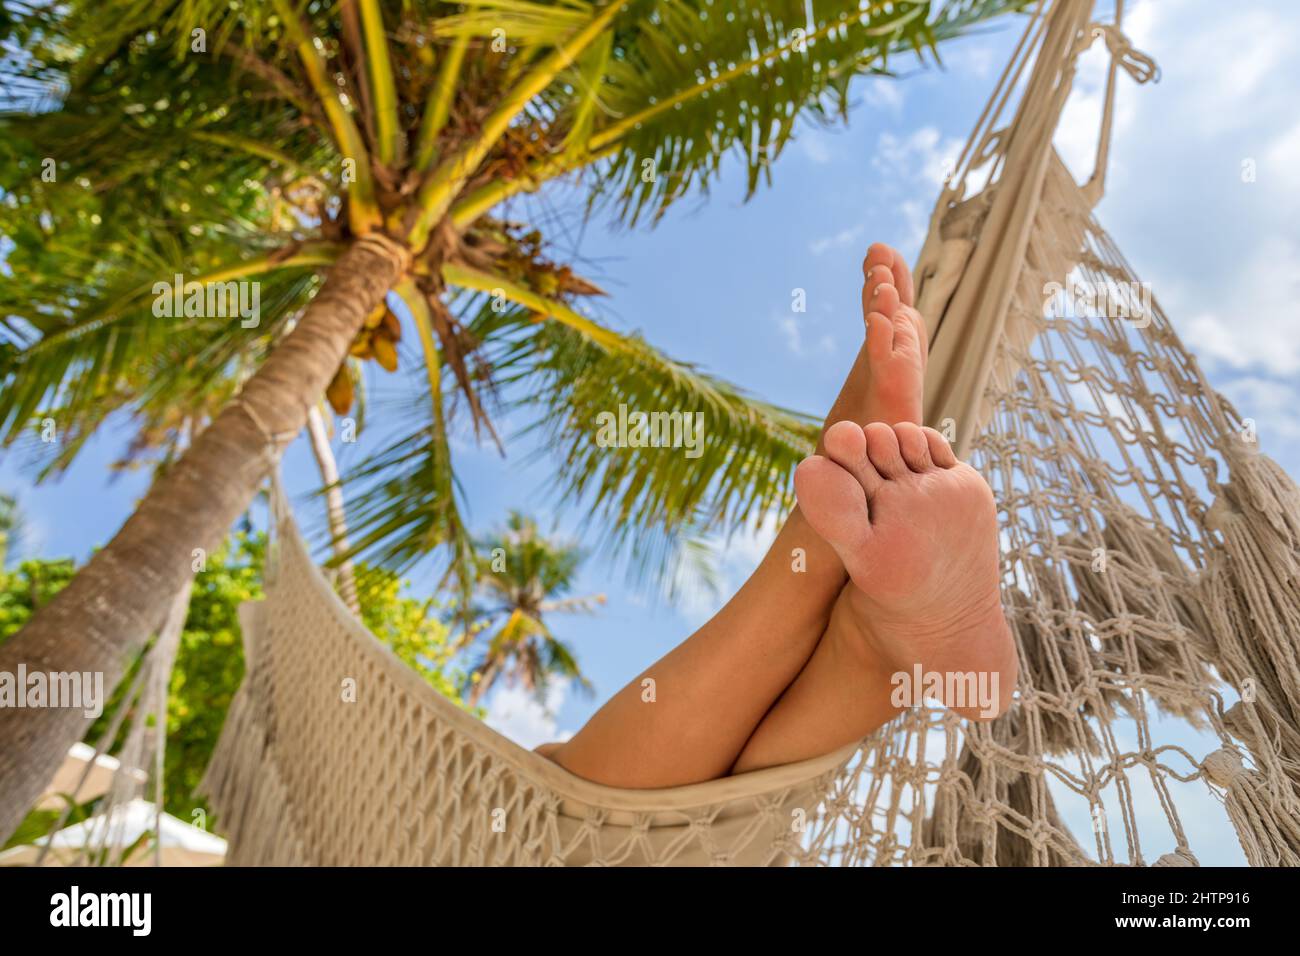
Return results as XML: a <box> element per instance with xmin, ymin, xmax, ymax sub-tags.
<box><xmin>406</xmin><ymin>0</ymin><xmax>633</xmax><ymax>246</ymax></box>
<box><xmin>540</xmin><ymin>593</ymin><xmax>607</xmax><ymax>615</ymax></box>
<box><xmin>442</xmin><ymin>260</ymin><xmax>625</xmax><ymax>351</ymax></box>
<box><xmin>585</xmin><ymin>0</ymin><xmax>1003</xmax><ymax>225</ymax></box>
<box><xmin>0</xmin><ymin>244</ymin><xmax>334</xmax><ymax>451</ymax></box>
<box><xmin>412</xmin><ymin>31</ymin><xmax>470</xmax><ymax>171</ymax></box>
<box><xmin>449</xmin><ymin>0</ymin><xmax>1031</xmax><ymax>226</ymax></box>
<box><xmin>479</xmin><ymin>302</ymin><xmax>818</xmax><ymax>580</ymax></box>
<box><xmin>334</xmin><ymin>416</ymin><xmax>479</xmax><ymax>612</ymax></box>
<box><xmin>430</xmin><ymin>0</ymin><xmax>599</xmax><ymax>46</ymax></box>
<box><xmin>271</xmin><ymin>0</ymin><xmax>382</xmax><ymax>231</ymax></box>
<box><xmin>358</xmin><ymin>0</ymin><xmax>403</xmax><ymax>165</ymax></box>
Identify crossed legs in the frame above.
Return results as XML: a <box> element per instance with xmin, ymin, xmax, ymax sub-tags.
<box><xmin>547</xmin><ymin>244</ymin><xmax>1016</xmax><ymax>789</ymax></box>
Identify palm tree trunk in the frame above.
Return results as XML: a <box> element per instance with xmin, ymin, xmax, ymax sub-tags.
<box><xmin>0</xmin><ymin>233</ymin><xmax>409</xmax><ymax>841</ymax></box>
<box><xmin>466</xmin><ymin>662</ymin><xmax>497</xmax><ymax>709</ymax></box>
<box><xmin>305</xmin><ymin>403</ymin><xmax>360</xmax><ymax>615</ymax></box>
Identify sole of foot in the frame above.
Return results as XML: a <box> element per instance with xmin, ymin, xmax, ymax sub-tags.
<box><xmin>794</xmin><ymin>420</ymin><xmax>1017</xmax><ymax>720</ymax></box>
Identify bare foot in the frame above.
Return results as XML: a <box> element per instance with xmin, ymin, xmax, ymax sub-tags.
<box><xmin>794</xmin><ymin>421</ymin><xmax>1016</xmax><ymax>720</ymax></box>
<box><xmin>814</xmin><ymin>244</ymin><xmax>927</xmax><ymax>451</ymax></box>
<box><xmin>859</xmin><ymin>243</ymin><xmax>927</xmax><ymax>427</ymax></box>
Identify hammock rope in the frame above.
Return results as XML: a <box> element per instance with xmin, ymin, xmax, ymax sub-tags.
<box><xmin>192</xmin><ymin>0</ymin><xmax>1300</xmax><ymax>865</ymax></box>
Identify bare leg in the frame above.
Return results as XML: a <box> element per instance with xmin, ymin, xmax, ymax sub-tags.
<box><xmin>551</xmin><ymin>245</ymin><xmax>925</xmax><ymax>787</ymax></box>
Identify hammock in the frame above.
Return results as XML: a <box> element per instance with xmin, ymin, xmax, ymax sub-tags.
<box><xmin>201</xmin><ymin>0</ymin><xmax>1300</xmax><ymax>866</ymax></box>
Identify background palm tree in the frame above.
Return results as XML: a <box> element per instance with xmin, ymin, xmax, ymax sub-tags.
<box><xmin>0</xmin><ymin>493</ymin><xmax>21</xmax><ymax>569</ymax></box>
<box><xmin>0</xmin><ymin>0</ymin><xmax>1030</xmax><ymax>837</ymax></box>
<box><xmin>463</xmin><ymin>512</ymin><xmax>604</xmax><ymax>706</ymax></box>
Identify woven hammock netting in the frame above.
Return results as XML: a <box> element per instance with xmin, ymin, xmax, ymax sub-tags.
<box><xmin>182</xmin><ymin>0</ymin><xmax>1300</xmax><ymax>866</ymax></box>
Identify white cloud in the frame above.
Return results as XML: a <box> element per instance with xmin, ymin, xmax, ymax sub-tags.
<box><xmin>1053</xmin><ymin>43</ymin><xmax>1111</xmax><ymax>181</ymax></box>
<box><xmin>873</xmin><ymin>126</ymin><xmax>963</xmax><ymax>189</ymax></box>
<box><xmin>809</xmin><ymin>224</ymin><xmax>865</xmax><ymax>256</ymax></box>
<box><xmin>896</xmin><ymin>199</ymin><xmax>929</xmax><ymax>260</ymax></box>
<box><xmin>1065</xmin><ymin>0</ymin><xmax>1300</xmax><ymax>385</ymax></box>
<box><xmin>1179</xmin><ymin>17</ymin><xmax>1286</xmax><ymax>128</ymax></box>
<box><xmin>777</xmin><ymin>314</ymin><xmax>835</xmax><ymax>358</ymax></box>
<box><xmin>1264</xmin><ymin>119</ymin><xmax>1300</xmax><ymax>197</ymax></box>
<box><xmin>949</xmin><ymin>41</ymin><xmax>996</xmax><ymax>81</ymax></box>
<box><xmin>862</xmin><ymin>79</ymin><xmax>905</xmax><ymax>113</ymax></box>
<box><xmin>483</xmin><ymin>681</ymin><xmax>573</xmax><ymax>750</ymax></box>
<box><xmin>1121</xmin><ymin>0</ymin><xmax>1289</xmax><ymax>139</ymax></box>
<box><xmin>1053</xmin><ymin>0</ymin><xmax>1295</xmax><ymax>187</ymax></box>
<box><xmin>1217</xmin><ymin>376</ymin><xmax>1300</xmax><ymax>444</ymax></box>
<box><xmin>799</xmin><ymin>133</ymin><xmax>833</xmax><ymax>165</ymax></box>
<box><xmin>1183</xmin><ymin>235</ymin><xmax>1300</xmax><ymax>375</ymax></box>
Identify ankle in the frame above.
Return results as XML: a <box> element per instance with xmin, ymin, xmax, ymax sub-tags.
<box><xmin>826</xmin><ymin>588</ymin><xmax>901</xmax><ymax>684</ymax></box>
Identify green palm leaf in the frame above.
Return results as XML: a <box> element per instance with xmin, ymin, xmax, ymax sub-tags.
<box><xmin>480</xmin><ymin>301</ymin><xmax>819</xmax><ymax>578</ymax></box>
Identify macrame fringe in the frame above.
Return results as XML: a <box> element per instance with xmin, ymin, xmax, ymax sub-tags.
<box><xmin>1153</xmin><ymin>848</ymin><xmax>1198</xmax><ymax>867</ymax></box>
<box><xmin>1200</xmin><ymin>748</ymin><xmax>1300</xmax><ymax>866</ymax></box>
<box><xmin>1219</xmin><ymin>699</ymin><xmax>1300</xmax><ymax>833</ymax></box>
<box><xmin>1200</xmin><ymin>452</ymin><xmax>1300</xmax><ymax>719</ymax></box>
<box><xmin>1189</xmin><ymin>446</ymin><xmax>1300</xmax><ymax>864</ymax></box>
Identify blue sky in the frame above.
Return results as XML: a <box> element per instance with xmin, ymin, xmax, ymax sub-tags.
<box><xmin>4</xmin><ymin>0</ymin><xmax>1298</xmax><ymax>865</ymax></box>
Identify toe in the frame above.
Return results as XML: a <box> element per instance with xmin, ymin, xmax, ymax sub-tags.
<box><xmin>868</xmin><ymin>242</ymin><xmax>915</xmax><ymax>306</ymax></box>
<box><xmin>871</xmin><ymin>282</ymin><xmax>900</xmax><ymax>319</ymax></box>
<box><xmin>863</xmin><ymin>261</ymin><xmax>891</xmax><ymax>293</ymax></box>
<box><xmin>823</xmin><ymin>420</ymin><xmax>884</xmax><ymax>496</ymax></box>
<box><xmin>890</xmin><ymin>306</ymin><xmax>920</xmax><ymax>356</ymax></box>
<box><xmin>888</xmin><ymin>246</ymin><xmax>916</xmax><ymax>307</ymax></box>
<box><xmin>894</xmin><ymin>304</ymin><xmax>927</xmax><ymax>360</ymax></box>
<box><xmin>863</xmin><ymin>421</ymin><xmax>910</xmax><ymax>479</ymax></box>
<box><xmin>862</xmin><ymin>266</ymin><xmax>893</xmax><ymax>318</ymax></box>
<box><xmin>865</xmin><ymin>311</ymin><xmax>894</xmax><ymax>363</ymax></box>
<box><xmin>921</xmin><ymin>426</ymin><xmax>958</xmax><ymax>467</ymax></box>
<box><xmin>864</xmin><ymin>244</ymin><xmax>893</xmax><ymax>280</ymax></box>
<box><xmin>823</xmin><ymin>419</ymin><xmax>866</xmax><ymax>459</ymax></box>
<box><xmin>893</xmin><ymin>423</ymin><xmax>932</xmax><ymax>472</ymax></box>
<box><xmin>794</xmin><ymin>455</ymin><xmax>873</xmax><ymax>555</ymax></box>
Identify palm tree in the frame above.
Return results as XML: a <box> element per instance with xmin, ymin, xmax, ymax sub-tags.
<box><xmin>463</xmin><ymin>512</ymin><xmax>603</xmax><ymax>706</ymax></box>
<box><xmin>0</xmin><ymin>493</ymin><xmax>21</xmax><ymax>569</ymax></box>
<box><xmin>304</xmin><ymin>404</ymin><xmax>361</xmax><ymax>613</ymax></box>
<box><xmin>0</xmin><ymin>0</ymin><xmax>1030</xmax><ymax>836</ymax></box>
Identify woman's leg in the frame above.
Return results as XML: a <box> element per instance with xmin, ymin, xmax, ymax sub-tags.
<box><xmin>549</xmin><ymin>244</ymin><xmax>927</xmax><ymax>788</ymax></box>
